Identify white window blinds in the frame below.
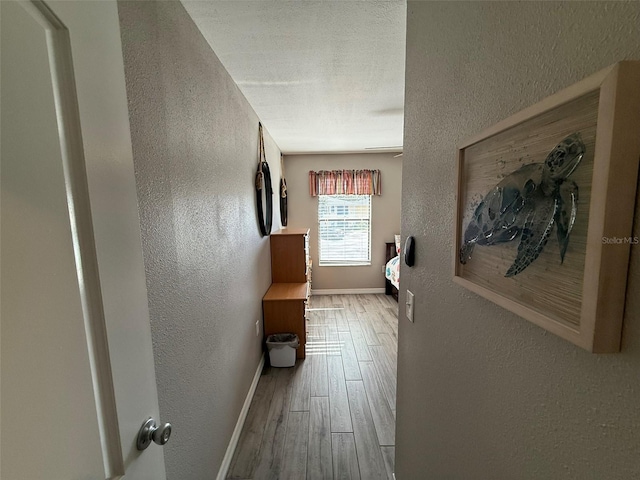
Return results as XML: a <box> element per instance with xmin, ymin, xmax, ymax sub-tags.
<box><xmin>318</xmin><ymin>195</ymin><xmax>371</xmax><ymax>266</ymax></box>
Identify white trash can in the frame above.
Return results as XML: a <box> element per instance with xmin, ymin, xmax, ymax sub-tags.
<box><xmin>266</xmin><ymin>333</ymin><xmax>299</xmax><ymax>367</ymax></box>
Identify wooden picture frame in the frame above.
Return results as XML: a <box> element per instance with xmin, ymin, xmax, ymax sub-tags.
<box><xmin>453</xmin><ymin>62</ymin><xmax>640</xmax><ymax>353</ymax></box>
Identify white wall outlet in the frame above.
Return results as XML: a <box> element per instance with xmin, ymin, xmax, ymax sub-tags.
<box><xmin>255</xmin><ymin>319</ymin><xmax>260</xmax><ymax>336</ymax></box>
<box><xmin>406</xmin><ymin>290</ymin><xmax>415</xmax><ymax>322</ymax></box>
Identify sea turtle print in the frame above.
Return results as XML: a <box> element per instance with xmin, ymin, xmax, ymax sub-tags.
<box><xmin>459</xmin><ymin>133</ymin><xmax>585</xmax><ymax>277</ymax></box>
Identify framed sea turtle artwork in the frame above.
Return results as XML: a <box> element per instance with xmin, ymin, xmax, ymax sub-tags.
<box><xmin>453</xmin><ymin>62</ymin><xmax>640</xmax><ymax>353</ymax></box>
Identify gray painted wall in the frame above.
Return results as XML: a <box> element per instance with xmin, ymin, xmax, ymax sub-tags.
<box><xmin>398</xmin><ymin>2</ymin><xmax>640</xmax><ymax>479</ymax></box>
<box><xmin>118</xmin><ymin>2</ymin><xmax>281</xmax><ymax>477</ymax></box>
<box><xmin>285</xmin><ymin>153</ymin><xmax>402</xmax><ymax>290</ymax></box>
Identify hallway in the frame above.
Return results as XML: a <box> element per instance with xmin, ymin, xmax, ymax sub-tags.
<box><xmin>227</xmin><ymin>294</ymin><xmax>398</xmax><ymax>479</ymax></box>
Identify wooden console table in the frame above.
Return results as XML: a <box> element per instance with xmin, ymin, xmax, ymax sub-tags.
<box><xmin>263</xmin><ymin>282</ymin><xmax>310</xmax><ymax>358</ymax></box>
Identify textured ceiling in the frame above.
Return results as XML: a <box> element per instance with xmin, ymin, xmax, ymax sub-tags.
<box><xmin>181</xmin><ymin>1</ymin><xmax>406</xmax><ymax>154</ymax></box>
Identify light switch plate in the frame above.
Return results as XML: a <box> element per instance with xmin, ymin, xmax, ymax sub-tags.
<box><xmin>406</xmin><ymin>290</ymin><xmax>414</xmax><ymax>322</ymax></box>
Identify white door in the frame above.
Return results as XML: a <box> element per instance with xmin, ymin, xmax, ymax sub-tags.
<box><xmin>1</xmin><ymin>1</ymin><xmax>167</xmax><ymax>478</ymax></box>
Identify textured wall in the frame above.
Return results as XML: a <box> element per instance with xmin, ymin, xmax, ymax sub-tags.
<box><xmin>118</xmin><ymin>2</ymin><xmax>281</xmax><ymax>478</ymax></box>
<box><xmin>398</xmin><ymin>2</ymin><xmax>640</xmax><ymax>479</ymax></box>
<box><xmin>285</xmin><ymin>153</ymin><xmax>402</xmax><ymax>290</ymax></box>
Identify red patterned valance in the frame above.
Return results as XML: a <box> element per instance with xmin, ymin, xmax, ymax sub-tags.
<box><xmin>308</xmin><ymin>169</ymin><xmax>381</xmax><ymax>196</ymax></box>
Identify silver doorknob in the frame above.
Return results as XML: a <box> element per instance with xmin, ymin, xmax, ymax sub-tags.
<box><xmin>137</xmin><ymin>418</ymin><xmax>172</xmax><ymax>451</ymax></box>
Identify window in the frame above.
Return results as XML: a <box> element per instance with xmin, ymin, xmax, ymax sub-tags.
<box><xmin>318</xmin><ymin>195</ymin><xmax>371</xmax><ymax>266</ymax></box>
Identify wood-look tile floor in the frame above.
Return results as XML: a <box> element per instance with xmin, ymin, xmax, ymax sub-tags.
<box><xmin>227</xmin><ymin>294</ymin><xmax>399</xmax><ymax>480</ymax></box>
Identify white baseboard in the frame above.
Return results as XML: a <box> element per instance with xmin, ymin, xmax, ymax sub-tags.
<box><xmin>216</xmin><ymin>353</ymin><xmax>265</xmax><ymax>480</ymax></box>
<box><xmin>311</xmin><ymin>288</ymin><xmax>386</xmax><ymax>295</ymax></box>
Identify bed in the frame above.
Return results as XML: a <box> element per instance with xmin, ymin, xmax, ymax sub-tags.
<box><xmin>385</xmin><ymin>235</ymin><xmax>401</xmax><ymax>302</ymax></box>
